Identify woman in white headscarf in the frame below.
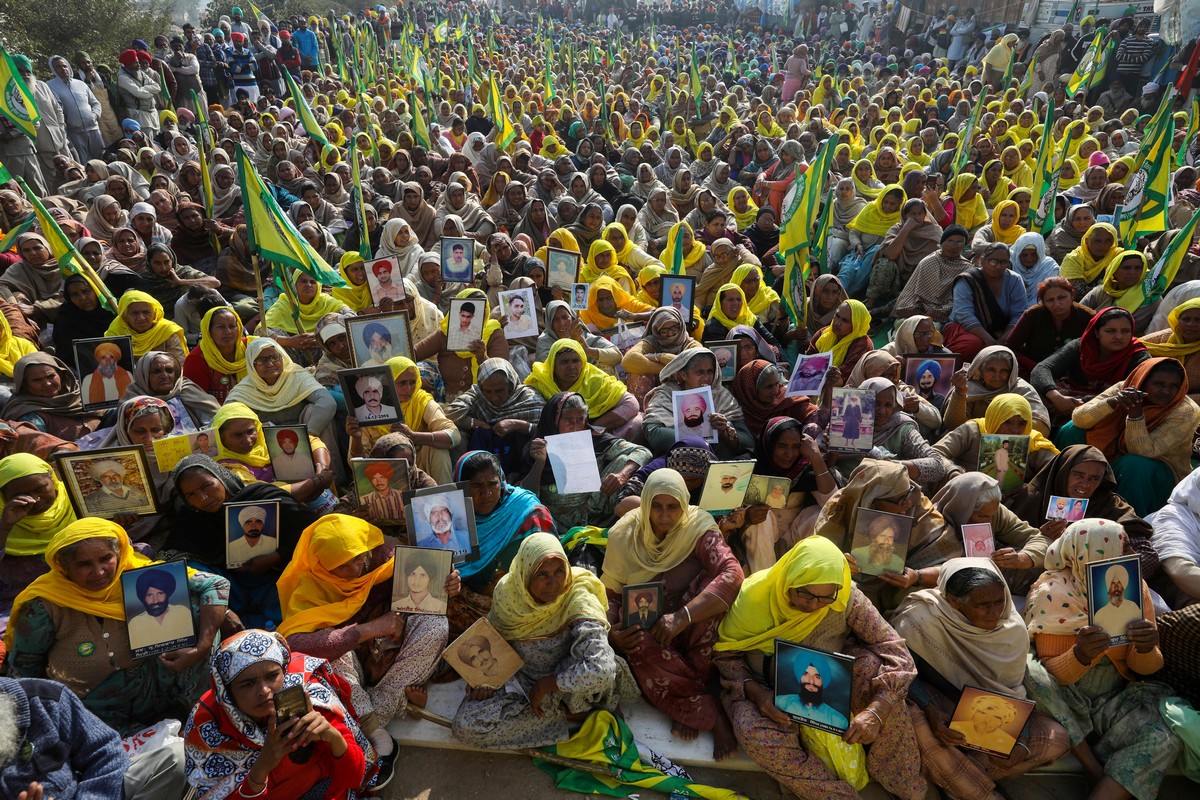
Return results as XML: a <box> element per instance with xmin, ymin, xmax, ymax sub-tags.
<box><xmin>375</xmin><ymin>218</ymin><xmax>425</xmax><ymax>278</ymax></box>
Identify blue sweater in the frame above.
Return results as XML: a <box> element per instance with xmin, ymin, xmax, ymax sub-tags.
<box><xmin>0</xmin><ymin>677</ymin><xmax>129</xmax><ymax>800</ymax></box>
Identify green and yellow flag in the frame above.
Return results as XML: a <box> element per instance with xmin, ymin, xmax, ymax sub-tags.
<box><xmin>487</xmin><ymin>72</ymin><xmax>517</xmax><ymax>151</ymax></box>
<box><xmin>16</xmin><ymin>178</ymin><xmax>115</xmax><ymax>312</ymax></box>
<box><xmin>248</xmin><ymin>2</ymin><xmax>272</xmax><ymax>27</ymax></box>
<box><xmin>1116</xmin><ymin>109</ymin><xmax>1174</xmax><ymax>245</ymax></box>
<box><xmin>349</xmin><ymin>142</ymin><xmax>372</xmax><ymax>259</ymax></box>
<box><xmin>1176</xmin><ymin>96</ymin><xmax>1199</xmax><ymax>168</ymax></box>
<box><xmin>689</xmin><ymin>46</ymin><xmax>703</xmax><ymax>116</ymax></box>
<box><xmin>1122</xmin><ymin>209</ymin><xmax>1200</xmax><ymax>312</ymax></box>
<box><xmin>781</xmin><ymin>134</ymin><xmax>841</xmax><ymax>326</ymax></box>
<box><xmin>1028</xmin><ymin>97</ymin><xmax>1061</xmax><ymax>234</ymax></box>
<box><xmin>283</xmin><ymin>69</ymin><xmax>329</xmax><ymax>147</ymax></box>
<box><xmin>1066</xmin><ymin>29</ymin><xmax>1112</xmax><ymax>97</ymax></box>
<box><xmin>411</xmin><ymin>96</ymin><xmax>431</xmax><ymax>148</ymax></box>
<box><xmin>543</xmin><ymin>39</ymin><xmax>556</xmax><ymax>100</ymax></box>
<box><xmin>950</xmin><ymin>93</ymin><xmax>985</xmax><ymax>179</ymax></box>
<box><xmin>0</xmin><ymin>46</ymin><xmax>39</xmax><ymax>141</ymax></box>
<box><xmin>234</xmin><ymin>145</ymin><xmax>346</xmax><ymax>287</ymax></box>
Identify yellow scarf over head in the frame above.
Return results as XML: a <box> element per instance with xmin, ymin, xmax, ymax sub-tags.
<box><xmin>489</xmin><ymin>532</ymin><xmax>609</xmax><ymax>640</ymax></box>
<box><xmin>603</xmin><ymin>222</ymin><xmax>634</xmax><ymax>263</ymax></box>
<box><xmin>950</xmin><ymin>174</ymin><xmax>989</xmax><ymax>231</ymax></box>
<box><xmin>577</xmin><ymin>275</ymin><xmax>653</xmax><ymax>330</ymax></box>
<box><xmin>276</xmin><ymin>514</ymin><xmax>395</xmax><ymax>637</ymax></box>
<box><xmin>707</xmin><ymin>283</ymin><xmax>759</xmax><ymax>329</ymax></box>
<box><xmin>1061</xmin><ymin>223</ymin><xmax>1121</xmax><ymax>284</ymax></box>
<box><xmin>732</xmin><ymin>264</ymin><xmax>781</xmax><ymax>317</ymax></box>
<box><xmin>852</xmin><ymin>160</ymin><xmax>883</xmax><ymax>199</ymax></box>
<box><xmin>387</xmin><ymin>355</ymin><xmax>433</xmax><ymax>431</ymax></box>
<box><xmin>264</xmin><ymin>270</ymin><xmax>349</xmax><ymax>333</ymax></box>
<box><xmin>662</xmin><ymin>222</ymin><xmax>707</xmax><ymax>273</ymax></box>
<box><xmin>972</xmin><ymin>393</ymin><xmax>1058</xmax><ymax>455</ymax></box>
<box><xmin>579</xmin><ymin>239</ymin><xmax>630</xmax><ymax>289</ymax></box>
<box><xmin>715</xmin><ymin>536</ymin><xmax>852</xmax><ymax>654</ymax></box>
<box><xmin>990</xmin><ymin>200</ymin><xmax>1026</xmax><ymax>245</ymax></box>
<box><xmin>812</xmin><ymin>298</ymin><xmax>870</xmax><ymax>366</ymax></box>
<box><xmin>197</xmin><ymin>307</ymin><xmax>250</xmax><ymax>382</ymax></box>
<box><xmin>524</xmin><ymin>338</ymin><xmax>627</xmax><ymax>416</ymax></box>
<box><xmin>848</xmin><ymin>185</ymin><xmax>903</xmax><ymax>236</ymax></box>
<box><xmin>0</xmin><ymin>453</ymin><xmax>78</xmax><ymax>557</ymax></box>
<box><xmin>332</xmin><ymin>252</ymin><xmax>373</xmax><ymax>311</ymax></box>
<box><xmin>1101</xmin><ymin>250</ymin><xmax>1149</xmax><ymax>310</ymax></box>
<box><xmin>212</xmin><ymin>401</ymin><xmax>271</xmax><ymax>468</ymax></box>
<box><xmin>727</xmin><ymin>187</ymin><xmax>759</xmax><ymax>230</ymax></box>
<box><xmin>105</xmin><ymin>290</ymin><xmax>188</xmax><ymax>359</ymax></box>
<box><xmin>1146</xmin><ymin>298</ymin><xmax>1200</xmax><ymax>360</ymax></box>
<box><xmin>0</xmin><ymin>312</ymin><xmax>37</xmax><ymax>378</ymax></box>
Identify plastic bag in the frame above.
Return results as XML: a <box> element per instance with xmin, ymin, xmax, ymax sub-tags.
<box><xmin>120</xmin><ymin>718</ymin><xmax>182</xmax><ymax>756</ymax></box>
<box><xmin>799</xmin><ymin>726</ymin><xmax>868</xmax><ymax>790</ymax></box>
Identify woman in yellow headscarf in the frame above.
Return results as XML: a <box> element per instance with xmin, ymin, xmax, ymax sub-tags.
<box><xmin>578</xmin><ymin>240</ymin><xmax>635</xmax><ymax>293</ymax></box>
<box><xmin>1144</xmin><ymin>298</ymin><xmax>1200</xmax><ymax>401</ymax></box>
<box><xmin>727</xmin><ymin>186</ymin><xmax>760</xmax><ymax>231</ymax></box>
<box><xmin>974</xmin><ymin>199</ymin><xmax>1027</xmax><ymax>247</ymax></box>
<box><xmin>756</xmin><ymin>110</ymin><xmax>786</xmax><ymax>140</ymax></box>
<box><xmin>211</xmin><ymin>400</ymin><xmax>332</xmax><ymax>502</ymax></box>
<box><xmin>276</xmin><ymin>514</ymin><xmax>452</xmax><ymax>747</ymax></box>
<box><xmin>332</xmin><ymin>252</ymin><xmax>375</xmax><ymax>312</ymax></box>
<box><xmin>933</xmin><ymin>392</ymin><xmax>1059</xmax><ymax>478</ymax></box>
<box><xmin>525</xmin><ymin>338</ymin><xmax>638</xmax><ymax>437</ymax></box>
<box><xmin>852</xmin><ymin>159</ymin><xmax>885</xmax><ymax>199</ymax></box>
<box><xmin>1000</xmin><ymin>145</ymin><xmax>1033</xmax><ymax>189</ymax></box>
<box><xmin>454</xmin><ymin>532</ymin><xmax>635</xmax><ymax>749</ymax></box>
<box><xmin>848</xmin><ymin>184</ymin><xmax>904</xmax><ymax>242</ymax></box>
<box><xmin>732</xmin><ymin>264</ymin><xmax>782</xmax><ymax>327</ymax></box>
<box><xmin>189</xmin><ymin>307</ymin><xmax>252</xmax><ymax>404</ymax></box>
<box><xmin>661</xmin><ymin>221</ymin><xmax>710</xmax><ymax>279</ymax></box>
<box><xmin>105</xmin><ymin>290</ymin><xmax>188</xmax><ymax>364</ymax></box>
<box><xmin>414</xmin><ymin>288</ymin><xmax>508</xmax><ymax>400</ymax></box>
<box><xmin>0</xmin><ymin>453</ymin><xmax>78</xmax><ymax>608</ymax></box>
<box><xmin>808</xmin><ymin>298</ymin><xmax>872</xmax><ymax>374</ymax></box>
<box><xmin>714</xmin><ymin>535</ymin><xmax>923</xmax><ymax>799</ymax></box>
<box><xmin>635</xmin><ymin>264</ymin><xmax>704</xmax><ymax>339</ymax></box>
<box><xmin>539</xmin><ymin>136</ymin><xmax>571</xmax><ymax>159</ymax></box>
<box><xmin>1060</xmin><ymin>222</ymin><xmax>1122</xmax><ymax>293</ymax></box>
<box><xmin>1080</xmin><ymin>250</ymin><xmax>1158</xmax><ymax>330</ymax></box>
<box><xmin>577</xmin><ymin>275</ymin><xmax>655</xmax><ymax>331</ymax></box>
<box><xmin>946</xmin><ymin>174</ymin><xmax>989</xmax><ymax>232</ymax></box>
<box><xmin>602</xmin><ymin>222</ymin><xmax>658</xmax><ymax>276</ymax></box>
<box><xmin>6</xmin><ymin>518</ymin><xmax>224</xmax><ymax>733</ymax></box>
<box><xmin>264</xmin><ymin>270</ymin><xmax>352</xmax><ymax>337</ymax></box>
<box><xmin>705</xmin><ymin>283</ymin><xmax>761</xmax><ymax>341</ymax></box>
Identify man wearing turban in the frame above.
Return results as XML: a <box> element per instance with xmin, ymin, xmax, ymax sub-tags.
<box><xmin>269</xmin><ymin>427</ymin><xmax>314</xmax><ymax>482</ymax></box>
<box><xmin>81</xmin><ymin>342</ymin><xmax>133</xmax><ymax>405</ymax></box>
<box><xmin>226</xmin><ymin>504</ymin><xmax>275</xmax><ymax>567</ymax></box>
<box><xmin>83</xmin><ymin>458</ymin><xmax>148</xmax><ymax>514</ymax></box>
<box><xmin>1093</xmin><ymin>562</ymin><xmax>1143</xmax><ymax>638</ymax></box>
<box><xmin>127</xmin><ymin>566</ymin><xmax>193</xmax><ymax>651</ymax></box>
<box><xmin>353</xmin><ymin>374</ymin><xmax>395</xmax><ymax>423</ymax></box>
<box><xmin>359</xmin><ymin>460</ymin><xmax>405</xmax><ymax>522</ymax></box>
<box><xmin>415</xmin><ymin>493</ymin><xmax>469</xmax><ymax>555</ymax></box>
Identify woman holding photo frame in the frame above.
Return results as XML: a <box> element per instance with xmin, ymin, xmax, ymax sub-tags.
<box><xmin>643</xmin><ymin>348</ymin><xmax>751</xmax><ymax>459</ymax></box>
<box><xmin>413</xmin><ymin>288</ymin><xmax>508</xmax><ymax>402</ymax></box>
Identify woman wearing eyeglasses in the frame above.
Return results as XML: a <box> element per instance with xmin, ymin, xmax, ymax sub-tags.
<box><xmin>712</xmin><ymin>536</ymin><xmax>926</xmax><ymax>800</ymax></box>
<box><xmin>942</xmin><ymin>243</ymin><xmax>1029</xmax><ymax>362</ymax></box>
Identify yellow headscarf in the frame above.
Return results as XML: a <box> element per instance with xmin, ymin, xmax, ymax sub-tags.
<box><xmin>332</xmin><ymin>252</ymin><xmax>373</xmax><ymax>311</ymax></box>
<box><xmin>1100</xmin><ymin>250</ymin><xmax>1149</xmax><ymax>311</ymax></box>
<box><xmin>4</xmin><ymin>519</ymin><xmax>191</xmax><ymax>652</ymax></box>
<box><xmin>213</xmin><ymin>401</ymin><xmax>271</xmax><ymax>468</ymax></box>
<box><xmin>387</xmin><ymin>355</ymin><xmax>433</xmax><ymax>431</ymax></box>
<box><xmin>971</xmin><ymin>393</ymin><xmax>1058</xmax><ymax>455</ymax></box>
<box><xmin>727</xmin><ymin>187</ymin><xmax>760</xmax><ymax>231</ymax></box>
<box><xmin>579</xmin><ymin>239</ymin><xmax>632</xmax><ymax>290</ymax></box>
<box><xmin>489</xmin><ymin>532</ymin><xmax>609</xmax><ymax>640</ymax></box>
<box><xmin>577</xmin><ymin>275</ymin><xmax>654</xmax><ymax>330</ymax></box>
<box><xmin>0</xmin><ymin>313</ymin><xmax>34</xmax><ymax>379</ymax></box>
<box><xmin>1061</xmin><ymin>223</ymin><xmax>1121</xmax><ymax>284</ymax></box>
<box><xmin>438</xmin><ymin>289</ymin><xmax>502</xmax><ymax>382</ymax></box>
<box><xmin>732</xmin><ymin>264</ymin><xmax>781</xmax><ymax>318</ymax></box>
<box><xmin>989</xmin><ymin>200</ymin><xmax>1026</xmax><ymax>245</ymax></box>
<box><xmin>982</xmin><ymin>159</ymin><xmax>1014</xmax><ymax>208</ymax></box>
<box><xmin>661</xmin><ymin>222</ymin><xmax>707</xmax><ymax>273</ymax></box>
<box><xmin>1001</xmin><ymin>145</ymin><xmax>1033</xmax><ymax>188</ymax></box>
<box><xmin>0</xmin><ymin>453</ymin><xmax>78</xmax><ymax>557</ymax></box>
<box><xmin>533</xmin><ymin>227</ymin><xmax>581</xmax><ymax>265</ymax></box>
<box><xmin>812</xmin><ymin>299</ymin><xmax>870</xmax><ymax>366</ymax></box>
<box><xmin>848</xmin><ymin>185</ymin><xmax>903</xmax><ymax>236</ymax></box>
<box><xmin>950</xmin><ymin>174</ymin><xmax>989</xmax><ymax>231</ymax></box>
<box><xmin>197</xmin><ymin>307</ymin><xmax>250</xmax><ymax>382</ymax></box>
<box><xmin>715</xmin><ymin>536</ymin><xmax>852</xmax><ymax>655</ymax></box>
<box><xmin>603</xmin><ymin>222</ymin><xmax>634</xmax><ymax>263</ymax></box>
<box><xmin>852</xmin><ymin>159</ymin><xmax>883</xmax><ymax>199</ymax></box>
<box><xmin>1145</xmin><ymin>298</ymin><xmax>1200</xmax><ymax>359</ymax></box>
<box><xmin>276</xmin><ymin>514</ymin><xmax>395</xmax><ymax>637</ymax></box>
<box><xmin>707</xmin><ymin>283</ymin><xmax>759</xmax><ymax>329</ymax></box>
<box><xmin>524</xmin><ymin>338</ymin><xmax>627</xmax><ymax>416</ymax></box>
<box><xmin>105</xmin><ymin>290</ymin><xmax>188</xmax><ymax>359</ymax></box>
<box><xmin>635</xmin><ymin>263</ymin><xmax>667</xmax><ymax>306</ymax></box>
<box><xmin>264</xmin><ymin>270</ymin><xmax>349</xmax><ymax>333</ymax></box>
<box><xmin>540</xmin><ymin>136</ymin><xmax>571</xmax><ymax>159</ymax></box>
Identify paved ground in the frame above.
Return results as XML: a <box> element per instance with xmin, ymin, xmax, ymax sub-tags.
<box><xmin>384</xmin><ymin>746</ymin><xmax>1196</xmax><ymax>800</ymax></box>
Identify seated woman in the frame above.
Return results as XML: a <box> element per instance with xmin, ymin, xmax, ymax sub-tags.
<box><xmin>263</xmin><ymin>271</ymin><xmax>351</xmax><ymax>366</ymax></box>
<box><xmin>930</xmin><ymin>474</ymin><xmax>1049</xmax><ymax>596</ymax></box>
<box><xmin>812</xmin><ymin>459</ymin><xmax>962</xmax><ymax>611</ymax></box>
<box><xmin>713</xmin><ymin>536</ymin><xmax>926</xmax><ymax>800</ymax></box>
<box><xmin>1080</xmin><ymin>251</ymin><xmax>1158</xmax><ymax>333</ymax></box>
<box><xmin>1060</xmin><ymin>222</ymin><xmax>1122</xmax><ymax>300</ymax></box>
<box><xmin>733</xmin><ymin>263</ymin><xmax>783</xmax><ymax>336</ymax></box>
<box><xmin>183</xmin><ymin>629</ymin><xmax>382</xmax><ymax>800</ymax></box>
<box><xmin>104</xmin><ymin>290</ymin><xmax>188</xmax><ymax>365</ymax></box>
<box><xmin>643</xmin><ymin>348</ymin><xmax>752</xmax><ymax>458</ymax></box>
<box><xmin>579</xmin><ymin>240</ymin><xmax>635</xmax><ymax>294</ymax></box>
<box><xmin>805</xmin><ymin>275</ymin><xmax>849</xmax><ymax>350</ymax></box>
<box><xmin>602</xmin><ymin>471</ymin><xmax>743</xmax><ymax>758</ymax></box>
<box><xmin>1058</xmin><ymin>357</ymin><xmax>1199</xmax><ymax>516</ymax></box>
<box><xmin>122</xmin><ymin>350</ymin><xmax>220</xmax><ymax>432</ymax></box>
<box><xmin>1024</xmin><ymin>519</ymin><xmax>1180</xmax><ymax>800</ymax></box>
<box><xmin>413</xmin><ymin>288</ymin><xmax>509</xmax><ymax>402</ymax></box>
<box><xmin>841</xmin><ymin>377</ymin><xmax>946</xmax><ymax>490</ymax></box>
<box><xmin>934</xmin><ymin>393</ymin><xmax>1059</xmax><ymax>488</ymax></box>
<box><xmin>452</xmin><ymin>533</ymin><xmax>638</xmax><ymax>749</ymax></box>
<box><xmin>890</xmin><ymin>560</ymin><xmax>1070</xmax><ymax>800</ymax></box>
<box><xmin>52</xmin><ymin>274</ymin><xmax>116</xmax><ymax>373</ymax></box>
<box><xmin>943</xmin><ymin>346</ymin><xmax>1051</xmax><ymax>435</ymax></box>
<box><xmin>1143</xmin><ymin>297</ymin><xmax>1200</xmax><ymax>403</ymax></box>
<box><xmin>702</xmin><ymin>284</ymin><xmax>780</xmax><ymax>349</ymax></box>
<box><xmin>1004</xmin><ymin>277</ymin><xmax>1094</xmax><ymax>378</ymax></box>
<box><xmin>603</xmin><ymin>221</ymin><xmax>659</xmax><ymax>277</ymax></box>
<box><xmin>536</xmin><ymin>301</ymin><xmax>623</xmax><ymax>373</ymax></box>
<box><xmin>622</xmin><ymin>307</ymin><xmax>703</xmax><ymax>403</ymax></box>
<box><xmin>212</xmin><ymin>402</ymin><xmax>335</xmax><ymax>510</ymax></box>
<box><xmin>840</xmin><ymin>185</ymin><xmax>903</xmax><ymax>297</ymax></box>
<box><xmin>730</xmin><ymin>359</ymin><xmax>820</xmax><ymax>439</ymax></box>
<box><xmin>807</xmin><ymin>299</ymin><xmax>872</xmax><ymax>379</ymax></box>
<box><xmin>1</xmin><ymin>353</ymin><xmax>104</xmax><ymax>440</ymax></box>
<box><xmin>880</xmin><ymin>315</ymin><xmax>952</xmax><ymax>360</ymax></box>
<box><xmin>525</xmin><ymin>339</ymin><xmax>643</xmax><ymax>441</ymax></box>
<box><xmin>6</xmin><ymin>518</ymin><xmax>231</xmax><ymax>734</ymax></box>
<box><xmin>444</xmin><ymin>358</ymin><xmax>545</xmax><ymax>474</ymax></box>
<box><xmin>866</xmin><ymin>198</ymin><xmax>942</xmax><ymax>325</ymax></box>
<box><xmin>277</xmin><ymin>514</ymin><xmax>452</xmax><ymax>759</ymax></box>
<box><xmin>0</xmin><ymin>453</ymin><xmax>78</xmax><ymax>626</ymax></box>
<box><xmin>1148</xmin><ymin>468</ymin><xmax>1200</xmax><ymax>608</ymax></box>
<box><xmin>516</xmin><ymin>392</ymin><xmax>650</xmax><ymax>532</ymax></box>
<box><xmin>942</xmin><ymin>242</ymin><xmax>1028</xmax><ymax>361</ymax></box>
<box><xmin>183</xmin><ymin>307</ymin><xmax>251</xmax><ymax>404</ymax></box>
<box><xmin>577</xmin><ymin>276</ymin><xmax>655</xmax><ymax>334</ymax></box>
<box><xmin>1046</xmin><ymin>204</ymin><xmax>1095</xmax><ymax>264</ymax></box>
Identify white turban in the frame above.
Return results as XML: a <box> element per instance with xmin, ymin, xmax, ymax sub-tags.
<box><xmin>88</xmin><ymin>460</ymin><xmax>125</xmax><ymax>480</ymax></box>
<box><xmin>238</xmin><ymin>505</ymin><xmax>268</xmax><ymax>526</ymax></box>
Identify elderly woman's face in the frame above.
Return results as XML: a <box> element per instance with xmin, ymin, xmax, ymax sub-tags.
<box><xmin>124</xmin><ymin>302</ymin><xmax>155</xmax><ymax>333</ymax></box>
<box><xmin>62</xmin><ymin>537</ymin><xmax>120</xmax><ymax>592</ymax></box>
<box><xmin>3</xmin><ymin>473</ymin><xmax>57</xmax><ymax>516</ymax></box>
<box><xmin>253</xmin><ymin>346</ymin><xmax>284</xmax><ymax>384</ymax></box>
<box><xmin>128</xmin><ymin>410</ymin><xmax>168</xmax><ymax>449</ymax></box>
<box><xmin>948</xmin><ymin>581</ymin><xmax>1007</xmax><ymax>631</ymax></box>
<box><xmin>147</xmin><ymin>355</ymin><xmax>178</xmax><ymax>394</ymax></box>
<box><xmin>220</xmin><ymin>417</ymin><xmax>258</xmax><ymax>455</ymax></box>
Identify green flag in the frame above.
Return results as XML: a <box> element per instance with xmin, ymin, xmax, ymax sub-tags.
<box><xmin>950</xmin><ymin>93</ymin><xmax>985</xmax><ymax>179</ymax></box>
<box><xmin>283</xmin><ymin>68</ymin><xmax>329</xmax><ymax>147</ymax></box>
<box><xmin>1028</xmin><ymin>98</ymin><xmax>1061</xmax><ymax>234</ymax></box>
<box><xmin>349</xmin><ymin>142</ymin><xmax>371</xmax><ymax>259</ymax></box>
<box><xmin>0</xmin><ymin>46</ymin><xmax>39</xmax><ymax>141</ymax></box>
<box><xmin>1116</xmin><ymin>109</ymin><xmax>1174</xmax><ymax>245</ymax></box>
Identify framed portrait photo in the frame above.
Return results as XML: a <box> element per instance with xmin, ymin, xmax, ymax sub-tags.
<box><xmin>545</xmin><ymin>247</ymin><xmax>582</xmax><ymax>291</ymax></box>
<box><xmin>73</xmin><ymin>335</ymin><xmax>135</xmax><ymax>411</ymax></box>
<box><xmin>571</xmin><ymin>282</ymin><xmax>590</xmax><ymax>311</ymax></box>
<box><xmin>902</xmin><ymin>354</ymin><xmax>960</xmax><ymax>409</ymax></box>
<box><xmin>55</xmin><ymin>445</ymin><xmax>159</xmax><ymax>519</ymax></box>
<box><xmin>121</xmin><ymin>559</ymin><xmax>196</xmax><ymax>659</ymax></box>
<box><xmin>363</xmin><ymin>256</ymin><xmax>407</xmax><ymax>306</ymax></box>
<box><xmin>391</xmin><ymin>545</ymin><xmax>453</xmax><ymax>615</ymax></box>
<box><xmin>264</xmin><ymin>425</ymin><xmax>315</xmax><ymax>482</ymax></box>
<box><xmin>745</xmin><ymin>475</ymin><xmax>791</xmax><ymax>509</ymax></box>
<box><xmin>224</xmin><ymin>499</ymin><xmax>280</xmax><ymax>569</ymax></box>
<box><xmin>850</xmin><ymin>507</ymin><xmax>913</xmax><ymax>576</ymax></box>
<box><xmin>672</xmin><ymin>386</ymin><xmax>718</xmax><ymax>444</ymax></box>
<box><xmin>961</xmin><ymin>522</ymin><xmax>995</xmax><ymax>558</ymax></box>
<box><xmin>152</xmin><ymin>428</ymin><xmax>217</xmax><ymax>474</ymax></box>
<box><xmin>440</xmin><ymin>236</ymin><xmax>476</xmax><ymax>283</ymax></box>
<box><xmin>697</xmin><ymin>459</ymin><xmax>755</xmax><ymax>513</ymax></box>
<box><xmin>950</xmin><ymin>687</ymin><xmax>1036</xmax><ymax>757</ymax></box>
<box><xmin>773</xmin><ymin>640</ymin><xmax>855</xmax><ymax>734</ymax></box>
<box><xmin>499</xmin><ymin>286</ymin><xmax>538</xmax><ymax>339</ymax></box>
<box><xmin>787</xmin><ymin>352</ymin><xmax>833</xmax><ymax>398</ymax></box>
<box><xmin>404</xmin><ymin>483</ymin><xmax>478</xmax><ymax>563</ymax></box>
<box><xmin>829</xmin><ymin>387</ymin><xmax>875</xmax><ymax>453</ymax></box>
<box><xmin>707</xmin><ymin>340</ymin><xmax>739</xmax><ymax>383</ymax></box>
<box><xmin>347</xmin><ymin>311</ymin><xmax>414</xmax><ymax>367</ymax></box>
<box><xmin>446</xmin><ymin>296</ymin><xmax>486</xmax><ymax>351</ymax></box>
<box><xmin>1088</xmin><ymin>554</ymin><xmax>1143</xmax><ymax>644</ymax></box>
<box><xmin>978</xmin><ymin>434</ymin><xmax>1030</xmax><ymax>494</ymax></box>
<box><xmin>443</xmin><ymin>617</ymin><xmax>524</xmax><ymax>689</ymax></box>
<box><xmin>339</xmin><ymin>365</ymin><xmax>402</xmax><ymax>427</ymax></box>
<box><xmin>1046</xmin><ymin>495</ymin><xmax>1088</xmax><ymax>522</ymax></box>
<box><xmin>622</xmin><ymin>581</ymin><xmax>664</xmax><ymax>631</ymax></box>
<box><xmin>351</xmin><ymin>457</ymin><xmax>411</xmax><ymax>525</ymax></box>
<box><xmin>659</xmin><ymin>274</ymin><xmax>695</xmax><ymax>316</ymax></box>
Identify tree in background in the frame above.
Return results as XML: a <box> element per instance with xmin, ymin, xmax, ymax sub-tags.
<box><xmin>0</xmin><ymin>0</ymin><xmax>175</xmax><ymax>67</ymax></box>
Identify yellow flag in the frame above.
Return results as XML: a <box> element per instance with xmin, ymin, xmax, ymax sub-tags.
<box><xmin>0</xmin><ymin>46</ymin><xmax>39</xmax><ymax>141</ymax></box>
<box><xmin>16</xmin><ymin>178</ymin><xmax>115</xmax><ymax>312</ymax></box>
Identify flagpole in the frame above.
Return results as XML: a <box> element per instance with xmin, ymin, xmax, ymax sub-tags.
<box><xmin>253</xmin><ymin>253</ymin><xmax>268</xmax><ymax>336</ymax></box>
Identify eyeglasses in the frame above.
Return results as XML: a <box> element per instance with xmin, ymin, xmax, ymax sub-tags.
<box><xmin>880</xmin><ymin>483</ymin><xmax>920</xmax><ymax>507</ymax></box>
<box><xmin>792</xmin><ymin>587</ymin><xmax>839</xmax><ymax>605</ymax></box>
<box><xmin>657</xmin><ymin>323</ymin><xmax>682</xmax><ymax>335</ymax></box>
<box><xmin>912</xmin><ymin>329</ymin><xmax>936</xmax><ymax>340</ymax></box>
<box><xmin>253</xmin><ymin>354</ymin><xmax>283</xmax><ymax>366</ymax></box>
<box><xmin>985</xmin><ymin>256</ymin><xmax>1010</xmax><ymax>266</ymax></box>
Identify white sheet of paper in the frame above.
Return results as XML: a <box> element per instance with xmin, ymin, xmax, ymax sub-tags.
<box><xmin>545</xmin><ymin>430</ymin><xmax>603</xmax><ymax>495</ymax></box>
